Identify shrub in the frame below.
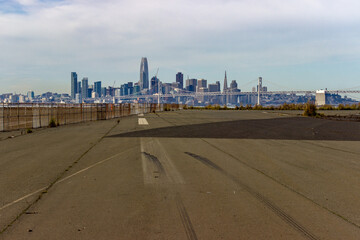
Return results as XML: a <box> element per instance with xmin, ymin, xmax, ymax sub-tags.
<box><xmin>319</xmin><ymin>105</ymin><xmax>334</xmax><ymax>110</ymax></box>
<box><xmin>49</xmin><ymin>118</ymin><xmax>57</xmax><ymax>128</ymax></box>
<box><xmin>26</xmin><ymin>128</ymin><xmax>33</xmax><ymax>133</ymax></box>
<box><xmin>303</xmin><ymin>102</ymin><xmax>317</xmax><ymax>116</ymax></box>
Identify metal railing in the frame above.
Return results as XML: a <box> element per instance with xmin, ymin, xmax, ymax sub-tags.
<box><xmin>0</xmin><ymin>103</ymin><xmax>181</xmax><ymax>132</ymax></box>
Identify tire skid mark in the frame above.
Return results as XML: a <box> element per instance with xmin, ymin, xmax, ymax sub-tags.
<box><xmin>184</xmin><ymin>152</ymin><xmax>319</xmax><ymax>240</ymax></box>
<box><xmin>175</xmin><ymin>193</ymin><xmax>198</xmax><ymax>240</ymax></box>
<box><xmin>142</xmin><ymin>152</ymin><xmax>166</xmax><ymax>176</ymax></box>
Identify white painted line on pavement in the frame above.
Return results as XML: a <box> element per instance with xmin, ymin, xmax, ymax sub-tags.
<box><xmin>138</xmin><ymin>118</ymin><xmax>148</xmax><ymax>125</ymax></box>
<box><xmin>0</xmin><ymin>147</ymin><xmax>137</xmax><ymax>212</ymax></box>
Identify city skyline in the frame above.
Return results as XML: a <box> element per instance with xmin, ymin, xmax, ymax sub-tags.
<box><xmin>1</xmin><ymin>0</ymin><xmax>360</xmax><ymax>94</ymax></box>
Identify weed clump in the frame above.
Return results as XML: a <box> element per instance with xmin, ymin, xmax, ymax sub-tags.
<box><xmin>303</xmin><ymin>102</ymin><xmax>317</xmax><ymax>116</ymax></box>
<box><xmin>49</xmin><ymin>118</ymin><xmax>57</xmax><ymax>128</ymax></box>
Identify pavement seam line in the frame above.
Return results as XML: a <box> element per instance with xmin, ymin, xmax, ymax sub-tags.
<box><xmin>0</xmin><ymin>120</ymin><xmax>120</xmax><ymax>235</ymax></box>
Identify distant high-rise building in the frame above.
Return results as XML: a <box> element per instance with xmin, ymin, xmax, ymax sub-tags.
<box><xmin>91</xmin><ymin>91</ymin><xmax>98</xmax><ymax>99</ymax></box>
<box><xmin>223</xmin><ymin>71</ymin><xmax>228</xmax><ymax>92</ymax></box>
<box><xmin>216</xmin><ymin>81</ymin><xmax>220</xmax><ymax>91</ymax></box>
<box><xmin>81</xmin><ymin>77</ymin><xmax>88</xmax><ymax>100</ymax></box>
<box><xmin>101</xmin><ymin>87</ymin><xmax>107</xmax><ymax>97</ymax></box>
<box><xmin>77</xmin><ymin>82</ymin><xmax>81</xmax><ymax>94</ymax></box>
<box><xmin>162</xmin><ymin>83</ymin><xmax>172</xmax><ymax>94</ymax></box>
<box><xmin>71</xmin><ymin>72</ymin><xmax>77</xmax><ymax>99</ymax></box>
<box><xmin>208</xmin><ymin>83</ymin><xmax>220</xmax><ymax>92</ymax></box>
<box><xmin>197</xmin><ymin>87</ymin><xmax>209</xmax><ymax>102</ymax></box>
<box><xmin>19</xmin><ymin>95</ymin><xmax>25</xmax><ymax>103</ymax></box>
<box><xmin>27</xmin><ymin>90</ymin><xmax>35</xmax><ymax>100</ymax></box>
<box><xmin>151</xmin><ymin>76</ymin><xmax>160</xmax><ymax>94</ymax></box>
<box><xmin>186</xmin><ymin>78</ymin><xmax>197</xmax><ymax>92</ymax></box>
<box><xmin>230</xmin><ymin>80</ymin><xmax>238</xmax><ymax>89</ymax></box>
<box><xmin>87</xmin><ymin>87</ymin><xmax>93</xmax><ymax>99</ymax></box>
<box><xmin>120</xmin><ymin>84</ymin><xmax>129</xmax><ymax>96</ymax></box>
<box><xmin>75</xmin><ymin>93</ymin><xmax>81</xmax><ymax>103</ymax></box>
<box><xmin>127</xmin><ymin>82</ymin><xmax>134</xmax><ymax>95</ymax></box>
<box><xmin>176</xmin><ymin>72</ymin><xmax>184</xmax><ymax>89</ymax></box>
<box><xmin>139</xmin><ymin>57</ymin><xmax>149</xmax><ymax>90</ymax></box>
<box><xmin>172</xmin><ymin>82</ymin><xmax>180</xmax><ymax>89</ymax></box>
<box><xmin>94</xmin><ymin>81</ymin><xmax>102</xmax><ymax>97</ymax></box>
<box><xmin>133</xmin><ymin>83</ymin><xmax>141</xmax><ymax>94</ymax></box>
<box><xmin>115</xmin><ymin>89</ymin><xmax>121</xmax><ymax>97</ymax></box>
<box><xmin>197</xmin><ymin>79</ymin><xmax>207</xmax><ymax>88</ymax></box>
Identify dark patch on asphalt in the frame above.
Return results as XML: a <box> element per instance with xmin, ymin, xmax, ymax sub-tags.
<box><xmin>184</xmin><ymin>152</ymin><xmax>319</xmax><ymax>240</ymax></box>
<box><xmin>108</xmin><ymin>117</ymin><xmax>360</xmax><ymax>141</ymax></box>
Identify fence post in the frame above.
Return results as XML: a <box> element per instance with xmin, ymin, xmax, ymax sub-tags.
<box><xmin>17</xmin><ymin>103</ymin><xmax>19</xmax><ymax>130</ymax></box>
<box><xmin>0</xmin><ymin>103</ymin><xmax>3</xmax><ymax>132</ymax></box>
<box><xmin>64</xmin><ymin>103</ymin><xmax>67</xmax><ymax>125</ymax></box>
<box><xmin>48</xmin><ymin>103</ymin><xmax>50</xmax><ymax>126</ymax></box>
<box><xmin>39</xmin><ymin>104</ymin><xmax>42</xmax><ymax>128</ymax></box>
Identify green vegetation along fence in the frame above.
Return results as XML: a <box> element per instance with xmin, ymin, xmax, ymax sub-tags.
<box><xmin>0</xmin><ymin>103</ymin><xmax>181</xmax><ymax>132</ymax></box>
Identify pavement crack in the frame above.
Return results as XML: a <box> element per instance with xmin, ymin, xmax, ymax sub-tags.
<box><xmin>184</xmin><ymin>151</ymin><xmax>319</xmax><ymax>240</ymax></box>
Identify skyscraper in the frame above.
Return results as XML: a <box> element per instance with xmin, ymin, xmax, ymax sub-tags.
<box><xmin>71</xmin><ymin>72</ymin><xmax>77</xmax><ymax>99</ymax></box>
<box><xmin>77</xmin><ymin>82</ymin><xmax>81</xmax><ymax>94</ymax></box>
<box><xmin>94</xmin><ymin>81</ymin><xmax>102</xmax><ymax>97</ymax></box>
<box><xmin>81</xmin><ymin>77</ymin><xmax>88</xmax><ymax>100</ymax></box>
<box><xmin>27</xmin><ymin>90</ymin><xmax>35</xmax><ymax>100</ymax></box>
<box><xmin>230</xmin><ymin>80</ymin><xmax>238</xmax><ymax>89</ymax></box>
<box><xmin>197</xmin><ymin>79</ymin><xmax>207</xmax><ymax>88</ymax></box>
<box><xmin>223</xmin><ymin>71</ymin><xmax>228</xmax><ymax>92</ymax></box>
<box><xmin>139</xmin><ymin>57</ymin><xmax>149</xmax><ymax>90</ymax></box>
<box><xmin>176</xmin><ymin>72</ymin><xmax>184</xmax><ymax>89</ymax></box>
<box><xmin>186</xmin><ymin>78</ymin><xmax>197</xmax><ymax>92</ymax></box>
<box><xmin>151</xmin><ymin>76</ymin><xmax>159</xmax><ymax>94</ymax></box>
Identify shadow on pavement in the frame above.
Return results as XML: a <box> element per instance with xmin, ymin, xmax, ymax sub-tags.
<box><xmin>108</xmin><ymin>117</ymin><xmax>360</xmax><ymax>141</ymax></box>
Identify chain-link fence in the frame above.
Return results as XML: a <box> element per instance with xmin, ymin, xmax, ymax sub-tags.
<box><xmin>0</xmin><ymin>103</ymin><xmax>181</xmax><ymax>132</ymax></box>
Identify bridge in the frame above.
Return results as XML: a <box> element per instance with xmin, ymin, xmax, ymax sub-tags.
<box><xmin>115</xmin><ymin>90</ymin><xmax>360</xmax><ymax>99</ymax></box>
<box><xmin>115</xmin><ymin>77</ymin><xmax>360</xmax><ymax>104</ymax></box>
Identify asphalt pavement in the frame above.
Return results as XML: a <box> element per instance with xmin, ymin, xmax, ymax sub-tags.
<box><xmin>1</xmin><ymin>110</ymin><xmax>360</xmax><ymax>239</ymax></box>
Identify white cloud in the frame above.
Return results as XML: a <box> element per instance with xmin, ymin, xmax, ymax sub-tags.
<box><xmin>0</xmin><ymin>0</ymin><xmax>360</xmax><ymax>93</ymax></box>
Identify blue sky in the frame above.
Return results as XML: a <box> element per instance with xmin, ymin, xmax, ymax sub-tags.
<box><xmin>0</xmin><ymin>0</ymin><xmax>360</xmax><ymax>95</ymax></box>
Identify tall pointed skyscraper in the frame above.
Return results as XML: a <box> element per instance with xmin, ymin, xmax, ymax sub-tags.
<box><xmin>139</xmin><ymin>57</ymin><xmax>149</xmax><ymax>90</ymax></box>
<box><xmin>223</xmin><ymin>71</ymin><xmax>228</xmax><ymax>92</ymax></box>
